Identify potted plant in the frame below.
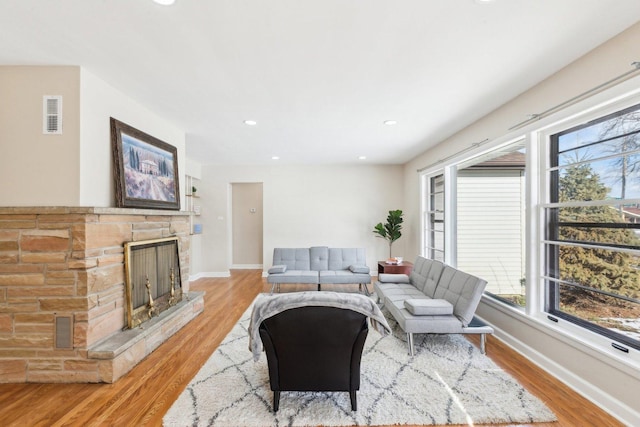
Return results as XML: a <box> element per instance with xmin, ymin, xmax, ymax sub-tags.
<box><xmin>373</xmin><ymin>209</ymin><xmax>403</xmax><ymax>258</ymax></box>
<box><xmin>191</xmin><ymin>186</ymin><xmax>197</xmax><ymax>196</ymax></box>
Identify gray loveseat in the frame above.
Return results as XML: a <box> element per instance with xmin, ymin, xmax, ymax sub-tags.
<box><xmin>267</xmin><ymin>247</ymin><xmax>371</xmax><ymax>293</ymax></box>
<box><xmin>374</xmin><ymin>255</ymin><xmax>493</xmax><ymax>355</ymax></box>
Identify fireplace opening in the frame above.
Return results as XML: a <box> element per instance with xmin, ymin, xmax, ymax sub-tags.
<box><xmin>124</xmin><ymin>237</ymin><xmax>182</xmax><ymax>329</ymax></box>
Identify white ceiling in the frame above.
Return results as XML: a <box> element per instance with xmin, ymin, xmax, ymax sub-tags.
<box><xmin>1</xmin><ymin>1</ymin><xmax>640</xmax><ymax>165</ymax></box>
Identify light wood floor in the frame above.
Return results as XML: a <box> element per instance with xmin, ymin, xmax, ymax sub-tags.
<box><xmin>0</xmin><ymin>270</ymin><xmax>623</xmax><ymax>427</ymax></box>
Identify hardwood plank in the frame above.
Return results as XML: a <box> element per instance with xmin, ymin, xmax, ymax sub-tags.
<box><xmin>0</xmin><ymin>270</ymin><xmax>623</xmax><ymax>426</ymax></box>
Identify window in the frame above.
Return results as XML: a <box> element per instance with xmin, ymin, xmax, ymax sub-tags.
<box><xmin>546</xmin><ymin>103</ymin><xmax>640</xmax><ymax>350</ymax></box>
<box><xmin>457</xmin><ymin>141</ymin><xmax>527</xmax><ymax>308</ymax></box>
<box><xmin>426</xmin><ymin>174</ymin><xmax>445</xmax><ymax>261</ymax></box>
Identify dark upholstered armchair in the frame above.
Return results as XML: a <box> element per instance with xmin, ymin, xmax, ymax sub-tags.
<box><xmin>258</xmin><ymin>305</ymin><xmax>369</xmax><ymax>412</ymax></box>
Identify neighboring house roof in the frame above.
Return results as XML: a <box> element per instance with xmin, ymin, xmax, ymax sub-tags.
<box><xmin>467</xmin><ymin>152</ymin><xmax>526</xmax><ymax>169</ymax></box>
<box><xmin>622</xmin><ymin>206</ymin><xmax>640</xmax><ymax>219</ymax></box>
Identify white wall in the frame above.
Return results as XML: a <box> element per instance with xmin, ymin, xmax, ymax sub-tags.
<box><xmin>0</xmin><ymin>66</ymin><xmax>81</xmax><ymax>206</ymax></box>
<box><xmin>79</xmin><ymin>68</ymin><xmax>186</xmax><ymax>207</ymax></box>
<box><xmin>197</xmin><ymin>164</ymin><xmax>404</xmax><ymax>276</ymax></box>
<box><xmin>402</xmin><ymin>22</ymin><xmax>640</xmax><ymax>425</ymax></box>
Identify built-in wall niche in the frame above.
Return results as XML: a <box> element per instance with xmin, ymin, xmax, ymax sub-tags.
<box><xmin>185</xmin><ymin>174</ymin><xmax>202</xmax><ymax>234</ymax></box>
<box><xmin>124</xmin><ymin>237</ymin><xmax>182</xmax><ymax>329</ymax></box>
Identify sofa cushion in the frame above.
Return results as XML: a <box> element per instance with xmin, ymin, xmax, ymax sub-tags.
<box><xmin>328</xmin><ymin>248</ymin><xmax>367</xmax><ymax>271</ymax></box>
<box><xmin>404</xmin><ymin>298</ymin><xmax>453</xmax><ymax>316</ymax></box>
<box><xmin>266</xmin><ymin>270</ymin><xmax>318</xmax><ymax>284</ymax></box>
<box><xmin>273</xmin><ymin>248</ymin><xmax>311</xmax><ymax>271</ymax></box>
<box><xmin>268</xmin><ymin>264</ymin><xmax>287</xmax><ymax>274</ymax></box>
<box><xmin>409</xmin><ymin>257</ymin><xmax>445</xmax><ymax>297</ymax></box>
<box><xmin>319</xmin><ymin>270</ymin><xmax>370</xmax><ymax>284</ymax></box>
<box><xmin>433</xmin><ymin>266</ymin><xmax>487</xmax><ymax>326</ymax></box>
<box><xmin>378</xmin><ymin>273</ymin><xmax>410</xmax><ymax>283</ymax></box>
<box><xmin>310</xmin><ymin>246</ymin><xmax>329</xmax><ymax>271</ymax></box>
<box><xmin>386</xmin><ymin>299</ymin><xmax>464</xmax><ymax>334</ymax></box>
<box><xmin>348</xmin><ymin>264</ymin><xmax>370</xmax><ymax>274</ymax></box>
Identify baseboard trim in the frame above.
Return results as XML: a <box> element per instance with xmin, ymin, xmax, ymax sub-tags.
<box><xmin>481</xmin><ymin>315</ymin><xmax>640</xmax><ymax>426</ymax></box>
<box><xmin>189</xmin><ymin>271</ymin><xmax>231</xmax><ymax>281</ymax></box>
<box><xmin>230</xmin><ymin>264</ymin><xmax>263</xmax><ymax>269</ymax></box>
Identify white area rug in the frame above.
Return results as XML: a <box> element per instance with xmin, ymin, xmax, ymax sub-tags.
<box><xmin>164</xmin><ymin>299</ymin><xmax>556</xmax><ymax>426</ymax></box>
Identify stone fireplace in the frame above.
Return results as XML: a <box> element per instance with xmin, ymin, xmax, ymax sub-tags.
<box><xmin>0</xmin><ymin>207</ymin><xmax>204</xmax><ymax>383</ymax></box>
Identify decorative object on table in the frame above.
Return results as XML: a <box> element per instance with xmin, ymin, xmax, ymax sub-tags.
<box><xmin>373</xmin><ymin>209</ymin><xmax>404</xmax><ymax>258</ymax></box>
<box><xmin>111</xmin><ymin>117</ymin><xmax>180</xmax><ymax>210</ymax></box>
<box><xmin>164</xmin><ymin>298</ymin><xmax>556</xmax><ymax>426</ymax></box>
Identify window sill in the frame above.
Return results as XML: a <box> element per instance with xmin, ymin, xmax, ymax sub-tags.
<box><xmin>479</xmin><ymin>295</ymin><xmax>640</xmax><ymax>379</ymax></box>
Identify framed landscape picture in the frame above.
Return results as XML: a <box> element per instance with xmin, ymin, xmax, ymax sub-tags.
<box><xmin>111</xmin><ymin>118</ymin><xmax>181</xmax><ymax>210</ymax></box>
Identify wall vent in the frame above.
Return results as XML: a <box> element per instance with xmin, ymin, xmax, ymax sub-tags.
<box><xmin>43</xmin><ymin>95</ymin><xmax>63</xmax><ymax>134</ymax></box>
<box><xmin>54</xmin><ymin>315</ymin><xmax>73</xmax><ymax>349</ymax></box>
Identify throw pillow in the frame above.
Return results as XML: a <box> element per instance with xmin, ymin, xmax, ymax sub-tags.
<box><xmin>349</xmin><ymin>265</ymin><xmax>370</xmax><ymax>274</ymax></box>
<box><xmin>268</xmin><ymin>264</ymin><xmax>287</xmax><ymax>274</ymax></box>
<box><xmin>378</xmin><ymin>273</ymin><xmax>410</xmax><ymax>283</ymax></box>
<box><xmin>404</xmin><ymin>298</ymin><xmax>453</xmax><ymax>316</ymax></box>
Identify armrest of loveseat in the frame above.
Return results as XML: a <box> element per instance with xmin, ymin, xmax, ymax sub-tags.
<box><xmin>378</xmin><ymin>273</ymin><xmax>410</xmax><ymax>283</ymax></box>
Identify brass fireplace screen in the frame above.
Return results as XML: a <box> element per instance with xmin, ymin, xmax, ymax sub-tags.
<box><xmin>124</xmin><ymin>237</ymin><xmax>182</xmax><ymax>329</ymax></box>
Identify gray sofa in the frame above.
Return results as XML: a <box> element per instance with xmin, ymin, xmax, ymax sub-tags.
<box><xmin>374</xmin><ymin>255</ymin><xmax>493</xmax><ymax>355</ymax></box>
<box><xmin>267</xmin><ymin>247</ymin><xmax>371</xmax><ymax>293</ymax></box>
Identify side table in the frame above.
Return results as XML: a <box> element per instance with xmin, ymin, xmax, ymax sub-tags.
<box><xmin>377</xmin><ymin>261</ymin><xmax>413</xmax><ymax>275</ymax></box>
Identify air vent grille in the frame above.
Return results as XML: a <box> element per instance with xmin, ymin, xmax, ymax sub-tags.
<box><xmin>54</xmin><ymin>315</ymin><xmax>73</xmax><ymax>349</ymax></box>
<box><xmin>43</xmin><ymin>95</ymin><xmax>63</xmax><ymax>134</ymax></box>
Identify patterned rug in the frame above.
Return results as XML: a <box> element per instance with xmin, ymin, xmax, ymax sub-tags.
<box><xmin>164</xmin><ymin>299</ymin><xmax>556</xmax><ymax>426</ymax></box>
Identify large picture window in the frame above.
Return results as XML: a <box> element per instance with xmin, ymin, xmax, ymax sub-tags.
<box><xmin>426</xmin><ymin>174</ymin><xmax>445</xmax><ymax>262</ymax></box>
<box><xmin>546</xmin><ymin>103</ymin><xmax>640</xmax><ymax>350</ymax></box>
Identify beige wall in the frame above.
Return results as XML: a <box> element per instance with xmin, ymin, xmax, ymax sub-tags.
<box><xmin>197</xmin><ymin>164</ymin><xmax>404</xmax><ymax>276</ymax></box>
<box><xmin>0</xmin><ymin>66</ymin><xmax>81</xmax><ymax>206</ymax></box>
<box><xmin>401</xmin><ymin>22</ymin><xmax>640</xmax><ymax>424</ymax></box>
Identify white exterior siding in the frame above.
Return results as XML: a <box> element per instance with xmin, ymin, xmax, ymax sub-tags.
<box><xmin>457</xmin><ymin>169</ymin><xmax>525</xmax><ymax>295</ymax></box>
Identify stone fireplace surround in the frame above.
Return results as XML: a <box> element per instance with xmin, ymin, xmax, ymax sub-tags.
<box><xmin>0</xmin><ymin>207</ymin><xmax>204</xmax><ymax>383</ymax></box>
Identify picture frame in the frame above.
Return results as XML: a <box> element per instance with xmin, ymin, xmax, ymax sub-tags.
<box><xmin>111</xmin><ymin>118</ymin><xmax>181</xmax><ymax>210</ymax></box>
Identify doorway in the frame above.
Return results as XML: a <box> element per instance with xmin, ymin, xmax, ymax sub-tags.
<box><xmin>231</xmin><ymin>183</ymin><xmax>263</xmax><ymax>268</ymax></box>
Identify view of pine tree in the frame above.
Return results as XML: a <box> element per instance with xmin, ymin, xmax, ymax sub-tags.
<box><xmin>558</xmin><ymin>164</ymin><xmax>640</xmax><ymax>300</ymax></box>
<box><xmin>599</xmin><ymin>107</ymin><xmax>640</xmax><ymax>199</ymax></box>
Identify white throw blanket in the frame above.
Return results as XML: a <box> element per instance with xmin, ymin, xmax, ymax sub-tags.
<box><xmin>248</xmin><ymin>291</ymin><xmax>391</xmax><ymax>361</ymax></box>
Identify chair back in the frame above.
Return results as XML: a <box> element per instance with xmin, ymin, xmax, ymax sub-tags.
<box><xmin>259</xmin><ymin>305</ymin><xmax>368</xmax><ymax>392</ymax></box>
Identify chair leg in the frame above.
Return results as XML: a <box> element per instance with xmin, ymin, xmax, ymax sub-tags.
<box><xmin>407</xmin><ymin>332</ymin><xmax>415</xmax><ymax>356</ymax></box>
<box><xmin>317</xmin><ymin>283</ymin><xmax>321</xmax><ymax>291</ymax></box>
<box><xmin>480</xmin><ymin>333</ymin><xmax>486</xmax><ymax>354</ymax></box>
<box><xmin>273</xmin><ymin>391</ymin><xmax>280</xmax><ymax>412</ymax></box>
<box><xmin>349</xmin><ymin>391</ymin><xmax>357</xmax><ymax>411</ymax></box>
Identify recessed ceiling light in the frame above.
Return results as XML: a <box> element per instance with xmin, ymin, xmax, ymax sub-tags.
<box><xmin>271</xmin><ymin>156</ymin><xmax>280</xmax><ymax>160</ymax></box>
<box><xmin>384</xmin><ymin>120</ymin><xmax>397</xmax><ymax>125</ymax></box>
<box><xmin>153</xmin><ymin>0</ymin><xmax>176</xmax><ymax>5</ymax></box>
<box><xmin>244</xmin><ymin>120</ymin><xmax>257</xmax><ymax>126</ymax></box>
<box><xmin>475</xmin><ymin>0</ymin><xmax>494</xmax><ymax>3</ymax></box>
<box><xmin>358</xmin><ymin>156</ymin><xmax>367</xmax><ymax>160</ymax></box>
